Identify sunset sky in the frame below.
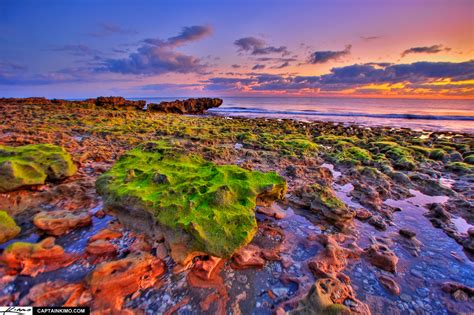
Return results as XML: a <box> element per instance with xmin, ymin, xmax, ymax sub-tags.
<box><xmin>1</xmin><ymin>0</ymin><xmax>473</xmax><ymax>98</ymax></box>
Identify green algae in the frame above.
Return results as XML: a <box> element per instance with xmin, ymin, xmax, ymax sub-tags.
<box><xmin>96</xmin><ymin>141</ymin><xmax>287</xmax><ymax>258</ymax></box>
<box><xmin>0</xmin><ymin>144</ymin><xmax>77</xmax><ymax>192</ymax></box>
<box><xmin>446</xmin><ymin>162</ymin><xmax>474</xmax><ymax>174</ymax></box>
<box><xmin>0</xmin><ymin>211</ymin><xmax>20</xmax><ymax>243</ymax></box>
<box><xmin>371</xmin><ymin>141</ymin><xmax>416</xmax><ymax>170</ymax></box>
<box><xmin>333</xmin><ymin>145</ymin><xmax>372</xmax><ymax>165</ymax></box>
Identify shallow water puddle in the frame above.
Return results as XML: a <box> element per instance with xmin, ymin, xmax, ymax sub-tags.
<box><xmin>333</xmin><ymin>181</ymin><xmax>474</xmax><ymax>314</ymax></box>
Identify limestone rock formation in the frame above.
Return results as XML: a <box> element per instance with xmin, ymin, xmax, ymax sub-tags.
<box><xmin>147</xmin><ymin>97</ymin><xmax>223</xmax><ymax>114</ymax></box>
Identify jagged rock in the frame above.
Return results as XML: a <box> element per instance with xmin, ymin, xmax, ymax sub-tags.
<box><xmin>33</xmin><ymin>210</ymin><xmax>92</xmax><ymax>236</ymax></box>
<box><xmin>0</xmin><ymin>211</ymin><xmax>20</xmax><ymax>243</ymax></box>
<box><xmin>20</xmin><ymin>280</ymin><xmax>88</xmax><ymax>306</ymax></box>
<box><xmin>147</xmin><ymin>98</ymin><xmax>223</xmax><ymax>114</ymax></box>
<box><xmin>0</xmin><ymin>144</ymin><xmax>76</xmax><ymax>192</ymax></box>
<box><xmin>0</xmin><ymin>237</ymin><xmax>77</xmax><ymax>276</ymax></box>
<box><xmin>308</xmin><ymin>234</ymin><xmax>362</xmax><ymax>278</ymax></box>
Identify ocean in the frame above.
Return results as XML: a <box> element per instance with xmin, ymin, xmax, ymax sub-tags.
<box><xmin>139</xmin><ymin>97</ymin><xmax>474</xmax><ymax>134</ymax></box>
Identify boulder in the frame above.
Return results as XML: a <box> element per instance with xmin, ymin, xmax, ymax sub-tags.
<box><xmin>96</xmin><ymin>141</ymin><xmax>286</xmax><ymax>261</ymax></box>
<box><xmin>33</xmin><ymin>210</ymin><xmax>92</xmax><ymax>236</ymax></box>
<box><xmin>147</xmin><ymin>98</ymin><xmax>223</xmax><ymax>114</ymax></box>
<box><xmin>0</xmin><ymin>144</ymin><xmax>76</xmax><ymax>192</ymax></box>
<box><xmin>364</xmin><ymin>242</ymin><xmax>398</xmax><ymax>273</ymax></box>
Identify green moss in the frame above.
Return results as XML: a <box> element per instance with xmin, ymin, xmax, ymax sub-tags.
<box><xmin>428</xmin><ymin>148</ymin><xmax>448</xmax><ymax>160</ymax></box>
<box><xmin>0</xmin><ymin>211</ymin><xmax>20</xmax><ymax>243</ymax></box>
<box><xmin>0</xmin><ymin>144</ymin><xmax>77</xmax><ymax>192</ymax></box>
<box><xmin>96</xmin><ymin>141</ymin><xmax>286</xmax><ymax>257</ymax></box>
<box><xmin>372</xmin><ymin>141</ymin><xmax>416</xmax><ymax>170</ymax></box>
<box><xmin>464</xmin><ymin>155</ymin><xmax>474</xmax><ymax>164</ymax></box>
<box><xmin>334</xmin><ymin>145</ymin><xmax>372</xmax><ymax>165</ymax></box>
<box><xmin>446</xmin><ymin>162</ymin><xmax>474</xmax><ymax>174</ymax></box>
<box><xmin>275</xmin><ymin>137</ymin><xmax>319</xmax><ymax>157</ymax></box>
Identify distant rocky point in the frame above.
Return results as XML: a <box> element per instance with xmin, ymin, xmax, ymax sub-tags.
<box><xmin>0</xmin><ymin>96</ymin><xmax>223</xmax><ymax>114</ymax></box>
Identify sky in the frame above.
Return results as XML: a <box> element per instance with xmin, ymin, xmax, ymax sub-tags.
<box><xmin>0</xmin><ymin>0</ymin><xmax>473</xmax><ymax>99</ymax></box>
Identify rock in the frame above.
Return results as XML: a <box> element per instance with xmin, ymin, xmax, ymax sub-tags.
<box><xmin>368</xmin><ymin>215</ymin><xmax>387</xmax><ymax>231</ymax></box>
<box><xmin>295</xmin><ymin>183</ymin><xmax>354</xmax><ymax>227</ymax></box>
<box><xmin>88</xmin><ymin>252</ymin><xmax>165</xmax><ymax>312</ymax></box>
<box><xmin>89</xmin><ymin>228</ymin><xmax>122</xmax><ymax>242</ymax></box>
<box><xmin>442</xmin><ymin>282</ymin><xmax>474</xmax><ymax>300</ymax></box>
<box><xmin>190</xmin><ymin>256</ymin><xmax>222</xmax><ymax>280</ymax></box>
<box><xmin>427</xmin><ymin>203</ymin><xmax>451</xmax><ymax>222</ymax></box>
<box><xmin>33</xmin><ymin>210</ymin><xmax>92</xmax><ymax>236</ymax></box>
<box><xmin>290</xmin><ymin>278</ymin><xmax>370</xmax><ymax>315</ymax></box>
<box><xmin>231</xmin><ymin>245</ymin><xmax>265</xmax><ymax>269</ymax></box>
<box><xmin>86</xmin><ymin>240</ymin><xmax>117</xmax><ymax>257</ymax></box>
<box><xmin>0</xmin><ymin>237</ymin><xmax>77</xmax><ymax>276</ymax></box>
<box><xmin>364</xmin><ymin>242</ymin><xmax>398</xmax><ymax>273</ymax></box>
<box><xmin>308</xmin><ymin>234</ymin><xmax>362</xmax><ymax>278</ymax></box>
<box><xmin>0</xmin><ymin>211</ymin><xmax>20</xmax><ymax>243</ymax></box>
<box><xmin>93</xmin><ymin>96</ymin><xmax>145</xmax><ymax>110</ymax></box>
<box><xmin>399</xmin><ymin>228</ymin><xmax>416</xmax><ymax>238</ymax></box>
<box><xmin>96</xmin><ymin>141</ymin><xmax>286</xmax><ymax>260</ymax></box>
<box><xmin>355</xmin><ymin>208</ymin><xmax>372</xmax><ymax>221</ymax></box>
<box><xmin>147</xmin><ymin>98</ymin><xmax>223</xmax><ymax>114</ymax></box>
<box><xmin>20</xmin><ymin>280</ymin><xmax>88</xmax><ymax>306</ymax></box>
<box><xmin>0</xmin><ymin>144</ymin><xmax>76</xmax><ymax>192</ymax></box>
<box><xmin>378</xmin><ymin>275</ymin><xmax>400</xmax><ymax>295</ymax></box>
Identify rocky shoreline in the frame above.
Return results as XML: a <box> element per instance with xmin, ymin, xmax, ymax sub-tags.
<box><xmin>0</xmin><ymin>97</ymin><xmax>473</xmax><ymax>314</ymax></box>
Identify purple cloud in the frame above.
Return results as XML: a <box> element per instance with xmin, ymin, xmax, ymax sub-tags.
<box><xmin>308</xmin><ymin>45</ymin><xmax>352</xmax><ymax>64</ymax></box>
<box><xmin>234</xmin><ymin>37</ymin><xmax>290</xmax><ymax>56</ymax></box>
<box><xmin>99</xmin><ymin>25</ymin><xmax>213</xmax><ymax>75</ymax></box>
<box><xmin>401</xmin><ymin>44</ymin><xmax>451</xmax><ymax>57</ymax></box>
<box><xmin>88</xmin><ymin>23</ymin><xmax>137</xmax><ymax>37</ymax></box>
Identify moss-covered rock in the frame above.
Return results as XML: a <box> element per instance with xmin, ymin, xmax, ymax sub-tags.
<box><xmin>96</xmin><ymin>141</ymin><xmax>286</xmax><ymax>258</ymax></box>
<box><xmin>446</xmin><ymin>162</ymin><xmax>474</xmax><ymax>174</ymax></box>
<box><xmin>371</xmin><ymin>141</ymin><xmax>415</xmax><ymax>170</ymax></box>
<box><xmin>0</xmin><ymin>144</ymin><xmax>76</xmax><ymax>192</ymax></box>
<box><xmin>296</xmin><ymin>183</ymin><xmax>353</xmax><ymax>226</ymax></box>
<box><xmin>0</xmin><ymin>211</ymin><xmax>20</xmax><ymax>243</ymax></box>
<box><xmin>464</xmin><ymin>155</ymin><xmax>474</xmax><ymax>164</ymax></box>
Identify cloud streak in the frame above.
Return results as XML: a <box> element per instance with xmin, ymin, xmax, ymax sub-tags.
<box><xmin>401</xmin><ymin>44</ymin><xmax>450</xmax><ymax>57</ymax></box>
<box><xmin>308</xmin><ymin>45</ymin><xmax>352</xmax><ymax>64</ymax></box>
<box><xmin>234</xmin><ymin>37</ymin><xmax>290</xmax><ymax>56</ymax></box>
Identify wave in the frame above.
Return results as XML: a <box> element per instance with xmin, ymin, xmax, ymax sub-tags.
<box><xmin>209</xmin><ymin>107</ymin><xmax>474</xmax><ymax>121</ymax></box>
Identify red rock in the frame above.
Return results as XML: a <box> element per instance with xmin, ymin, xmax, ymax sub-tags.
<box><xmin>364</xmin><ymin>243</ymin><xmax>398</xmax><ymax>273</ymax></box>
<box><xmin>231</xmin><ymin>245</ymin><xmax>265</xmax><ymax>269</ymax></box>
<box><xmin>89</xmin><ymin>228</ymin><xmax>122</xmax><ymax>242</ymax></box>
<box><xmin>88</xmin><ymin>252</ymin><xmax>165</xmax><ymax>312</ymax></box>
<box><xmin>33</xmin><ymin>210</ymin><xmax>92</xmax><ymax>236</ymax></box>
<box><xmin>378</xmin><ymin>275</ymin><xmax>400</xmax><ymax>295</ymax></box>
<box><xmin>0</xmin><ymin>237</ymin><xmax>77</xmax><ymax>276</ymax></box>
<box><xmin>147</xmin><ymin>98</ymin><xmax>222</xmax><ymax>114</ymax></box>
<box><xmin>308</xmin><ymin>234</ymin><xmax>362</xmax><ymax>278</ymax></box>
<box><xmin>86</xmin><ymin>239</ymin><xmax>117</xmax><ymax>257</ymax></box>
<box><xmin>20</xmin><ymin>280</ymin><xmax>88</xmax><ymax>306</ymax></box>
<box><xmin>355</xmin><ymin>208</ymin><xmax>372</xmax><ymax>220</ymax></box>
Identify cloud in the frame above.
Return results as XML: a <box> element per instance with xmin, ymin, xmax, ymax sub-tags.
<box><xmin>89</xmin><ymin>23</ymin><xmax>137</xmax><ymax>37</ymax></box>
<box><xmin>361</xmin><ymin>36</ymin><xmax>380</xmax><ymax>41</ymax></box>
<box><xmin>203</xmin><ymin>60</ymin><xmax>474</xmax><ymax>95</ymax></box>
<box><xmin>234</xmin><ymin>37</ymin><xmax>290</xmax><ymax>56</ymax></box>
<box><xmin>401</xmin><ymin>44</ymin><xmax>450</xmax><ymax>57</ymax></box>
<box><xmin>308</xmin><ymin>45</ymin><xmax>352</xmax><ymax>64</ymax></box>
<box><xmin>52</xmin><ymin>44</ymin><xmax>99</xmax><ymax>57</ymax></box>
<box><xmin>252</xmin><ymin>64</ymin><xmax>266</xmax><ymax>70</ymax></box>
<box><xmin>231</xmin><ymin>64</ymin><xmax>241</xmax><ymax>69</ymax></box>
<box><xmin>98</xmin><ymin>25</ymin><xmax>212</xmax><ymax>75</ymax></box>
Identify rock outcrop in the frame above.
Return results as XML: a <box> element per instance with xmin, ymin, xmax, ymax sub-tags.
<box><xmin>0</xmin><ymin>144</ymin><xmax>76</xmax><ymax>192</ymax></box>
<box><xmin>147</xmin><ymin>98</ymin><xmax>223</xmax><ymax>114</ymax></box>
<box><xmin>33</xmin><ymin>210</ymin><xmax>92</xmax><ymax>236</ymax></box>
